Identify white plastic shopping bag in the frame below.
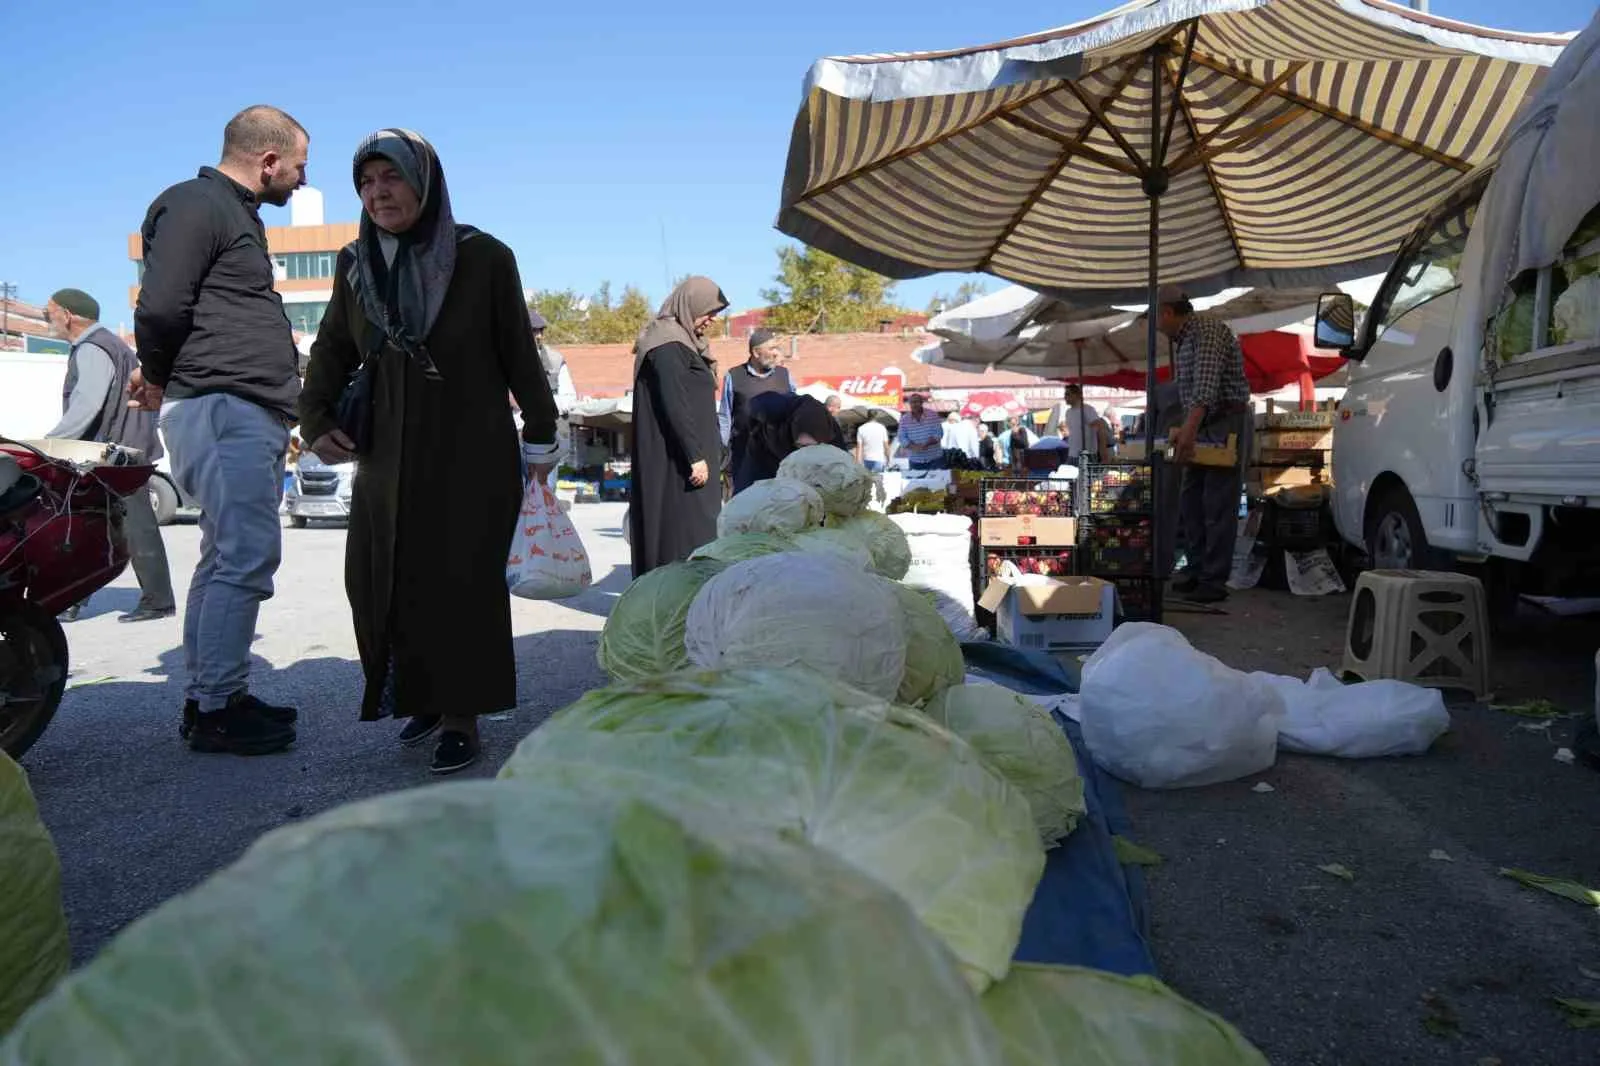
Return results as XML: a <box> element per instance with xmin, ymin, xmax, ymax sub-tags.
<box><xmin>508</xmin><ymin>479</ymin><xmax>592</xmax><ymax>600</ymax></box>
<box><xmin>1251</xmin><ymin>667</ymin><xmax>1450</xmax><ymax>758</ymax></box>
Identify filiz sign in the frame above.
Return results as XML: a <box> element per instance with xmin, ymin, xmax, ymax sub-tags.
<box><xmin>801</xmin><ymin>373</ymin><xmax>904</xmax><ymax>408</ymax></box>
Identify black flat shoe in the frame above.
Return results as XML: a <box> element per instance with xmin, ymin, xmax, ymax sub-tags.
<box><xmin>119</xmin><ymin>607</ymin><xmax>176</xmax><ymax>624</ymax></box>
<box><xmin>181</xmin><ymin>696</ymin><xmax>297</xmax><ymax>741</ymax></box>
<box><xmin>398</xmin><ymin>715</ymin><xmax>442</xmax><ymax>747</ymax></box>
<box><xmin>430</xmin><ymin>731</ymin><xmax>479</xmax><ymax>776</ymax></box>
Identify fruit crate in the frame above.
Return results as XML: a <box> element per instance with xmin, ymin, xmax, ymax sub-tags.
<box><xmin>1078</xmin><ymin>515</ymin><xmax>1155</xmax><ymax>576</ymax></box>
<box><xmin>981</xmin><ymin>546</ymin><xmax>1077</xmax><ymax>579</ymax></box>
<box><xmin>1081</xmin><ymin>463</ymin><xmax>1153</xmax><ymax>515</ymax></box>
<box><xmin>981</xmin><ymin>478</ymin><xmax>1075</xmax><ymax>518</ymax></box>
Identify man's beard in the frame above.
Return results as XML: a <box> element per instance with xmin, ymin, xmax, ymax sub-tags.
<box><xmin>261</xmin><ymin>179</ymin><xmax>296</xmax><ymax>207</ymax></box>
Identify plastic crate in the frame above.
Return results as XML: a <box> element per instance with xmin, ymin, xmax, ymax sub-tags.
<box><xmin>1107</xmin><ymin>576</ymin><xmax>1158</xmax><ymax>622</ymax></box>
<box><xmin>1081</xmin><ymin>463</ymin><xmax>1153</xmax><ymax>514</ymax></box>
<box><xmin>1265</xmin><ymin>498</ymin><xmax>1326</xmax><ymax>550</ymax></box>
<box><xmin>1077</xmin><ymin>515</ymin><xmax>1155</xmax><ymax>576</ymax></box>
<box><xmin>980</xmin><ymin>477</ymin><xmax>1075</xmax><ymax>517</ymax></box>
<box><xmin>982</xmin><ymin>546</ymin><xmax>1077</xmax><ymax>579</ymax></box>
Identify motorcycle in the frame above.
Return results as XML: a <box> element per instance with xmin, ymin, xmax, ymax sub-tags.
<box><xmin>0</xmin><ymin>437</ymin><xmax>153</xmax><ymax>760</ymax></box>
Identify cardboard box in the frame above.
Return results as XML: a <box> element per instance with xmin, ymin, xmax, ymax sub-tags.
<box><xmin>979</xmin><ymin>516</ymin><xmax>1078</xmax><ymax>547</ymax></box>
<box><xmin>1255</xmin><ymin>428</ymin><xmax>1334</xmax><ymax>452</ymax></box>
<box><xmin>979</xmin><ymin>575</ymin><xmax>1116</xmax><ymax>651</ymax></box>
<box><xmin>1168</xmin><ymin>434</ymin><xmax>1238</xmax><ymax>468</ymax></box>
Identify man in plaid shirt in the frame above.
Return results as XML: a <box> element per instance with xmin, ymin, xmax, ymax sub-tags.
<box><xmin>1157</xmin><ymin>284</ymin><xmax>1251</xmax><ymax>603</ymax></box>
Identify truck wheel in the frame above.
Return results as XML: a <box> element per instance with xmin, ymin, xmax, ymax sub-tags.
<box><xmin>149</xmin><ymin>476</ymin><xmax>180</xmax><ymax>526</ymax></box>
<box><xmin>1364</xmin><ymin>485</ymin><xmax>1441</xmax><ymax>571</ymax></box>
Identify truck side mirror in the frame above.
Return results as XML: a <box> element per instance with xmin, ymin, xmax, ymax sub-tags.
<box><xmin>1314</xmin><ymin>293</ymin><xmax>1357</xmax><ymax>352</ymax></box>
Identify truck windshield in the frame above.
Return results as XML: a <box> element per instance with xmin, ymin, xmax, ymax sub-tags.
<box><xmin>1375</xmin><ymin>199</ymin><xmax>1479</xmax><ymax>334</ymax></box>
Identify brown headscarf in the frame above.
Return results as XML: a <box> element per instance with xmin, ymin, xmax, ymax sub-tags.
<box><xmin>632</xmin><ymin>276</ymin><xmax>729</xmax><ymax>374</ymax></box>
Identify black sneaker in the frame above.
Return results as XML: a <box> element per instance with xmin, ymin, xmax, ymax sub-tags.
<box><xmin>180</xmin><ymin>696</ymin><xmax>297</xmax><ymax>740</ymax></box>
<box><xmin>1188</xmin><ymin>584</ymin><xmax>1230</xmax><ymax>604</ymax></box>
<box><xmin>430</xmin><ymin>731</ymin><xmax>479</xmax><ymax>776</ymax></box>
<box><xmin>57</xmin><ymin>603</ymin><xmax>82</xmax><ymax>623</ymax></box>
<box><xmin>188</xmin><ymin>697</ymin><xmax>296</xmax><ymax>756</ymax></box>
<box><xmin>398</xmin><ymin>715</ymin><xmax>442</xmax><ymax>747</ymax></box>
<box><xmin>1171</xmin><ymin>574</ymin><xmax>1200</xmax><ymax>594</ymax></box>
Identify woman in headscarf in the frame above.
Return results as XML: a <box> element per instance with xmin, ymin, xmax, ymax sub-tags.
<box><xmin>629</xmin><ymin>277</ymin><xmax>727</xmax><ymax>575</ymax></box>
<box><xmin>732</xmin><ymin>391</ymin><xmax>845</xmax><ymax>494</ymax></box>
<box><xmin>299</xmin><ymin>129</ymin><xmax>560</xmax><ymax>776</ymax></box>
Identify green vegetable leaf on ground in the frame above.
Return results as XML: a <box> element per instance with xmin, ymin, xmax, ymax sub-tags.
<box><xmin>1318</xmin><ymin>863</ymin><xmax>1356</xmax><ymax>882</ymax></box>
<box><xmin>1552</xmin><ymin>998</ymin><xmax>1600</xmax><ymax>1029</ymax></box>
<box><xmin>1499</xmin><ymin>867</ymin><xmax>1600</xmax><ymax>906</ymax></box>
<box><xmin>1113</xmin><ymin>837</ymin><xmax>1164</xmax><ymax>867</ymax></box>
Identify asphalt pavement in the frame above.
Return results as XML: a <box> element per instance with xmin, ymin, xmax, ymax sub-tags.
<box><xmin>18</xmin><ymin>504</ymin><xmax>1600</xmax><ymax>1064</ymax></box>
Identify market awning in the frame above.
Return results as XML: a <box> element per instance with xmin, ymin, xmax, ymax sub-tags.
<box><xmin>567</xmin><ymin>396</ymin><xmax>633</xmax><ymax>431</ymax></box>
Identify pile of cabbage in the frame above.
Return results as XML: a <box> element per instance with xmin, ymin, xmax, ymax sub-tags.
<box><xmin>0</xmin><ymin>450</ymin><xmax>1268</xmax><ymax>1064</ymax></box>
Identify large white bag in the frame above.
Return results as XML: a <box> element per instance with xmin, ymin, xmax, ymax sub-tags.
<box><xmin>1252</xmin><ymin>668</ymin><xmax>1450</xmax><ymax>758</ymax></box>
<box><xmin>508</xmin><ymin>480</ymin><xmax>593</xmax><ymax>600</ymax></box>
<box><xmin>889</xmin><ymin>512</ymin><xmax>984</xmax><ymax>641</ymax></box>
<box><xmin>1079</xmin><ymin>624</ymin><xmax>1284</xmax><ymax>789</ymax></box>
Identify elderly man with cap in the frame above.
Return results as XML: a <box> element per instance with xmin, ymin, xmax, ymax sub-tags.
<box><xmin>44</xmin><ymin>288</ymin><xmax>176</xmax><ymax>624</ymax></box>
<box><xmin>717</xmin><ymin>327</ymin><xmax>793</xmax><ymax>485</ymax></box>
<box><xmin>1155</xmin><ymin>283</ymin><xmax>1252</xmax><ymax>604</ymax></box>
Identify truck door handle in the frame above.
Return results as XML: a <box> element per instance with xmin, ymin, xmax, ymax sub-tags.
<box><xmin>1433</xmin><ymin>347</ymin><xmax>1454</xmax><ymax>392</ymax></box>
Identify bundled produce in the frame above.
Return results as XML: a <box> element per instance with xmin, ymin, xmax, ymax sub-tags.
<box><xmin>716</xmin><ymin>477</ymin><xmax>823</xmax><ymax>536</ymax></box>
<box><xmin>789</xmin><ymin>527</ymin><xmax>873</xmax><ymax>570</ymax></box>
<box><xmin>597</xmin><ymin>559</ymin><xmax>727</xmax><ymax>683</ymax></box>
<box><xmin>0</xmin><ymin>783</ymin><xmax>1001</xmax><ymax>1065</ymax></box>
<box><xmin>688</xmin><ymin>531</ymin><xmax>796</xmax><ymax>563</ymax></box>
<box><xmin>884</xmin><ymin>582</ymin><xmax>966</xmax><ymax>706</ymax></box>
<box><xmin>887</xmin><ymin>487</ymin><xmax>949</xmax><ymax>514</ymax></box>
<box><xmin>824</xmin><ymin>510</ymin><xmax>912</xmax><ymax>579</ymax></box>
<box><xmin>984</xmin><ymin>487</ymin><xmax>1071</xmax><ymax>517</ymax></box>
<box><xmin>777</xmin><ymin>445</ymin><xmax>872</xmax><ymax>517</ymax></box>
<box><xmin>684</xmin><ymin>553</ymin><xmax>907</xmax><ymax>700</ymax></box>
<box><xmin>925</xmin><ymin>682</ymin><xmax>1086</xmax><ymax>846</ymax></box>
<box><xmin>0</xmin><ymin>754</ymin><xmax>68</xmax><ymax>1036</ymax></box>
<box><xmin>500</xmin><ymin>667</ymin><xmax>1045</xmax><ymax>991</ymax></box>
<box><xmin>979</xmin><ymin>963</ymin><xmax>1269</xmax><ymax>1065</ymax></box>
<box><xmin>986</xmin><ymin>550</ymin><xmax>1075</xmax><ymax>577</ymax></box>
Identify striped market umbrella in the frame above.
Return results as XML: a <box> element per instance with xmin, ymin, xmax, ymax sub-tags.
<box><xmin>777</xmin><ymin>0</ymin><xmax>1572</xmax><ymax>456</ymax></box>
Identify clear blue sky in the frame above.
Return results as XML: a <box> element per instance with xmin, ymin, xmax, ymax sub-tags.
<box><xmin>1</xmin><ymin>0</ymin><xmax>1592</xmax><ymax>326</ymax></box>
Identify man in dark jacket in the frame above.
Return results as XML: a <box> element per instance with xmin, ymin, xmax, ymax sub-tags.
<box><xmin>130</xmin><ymin>105</ymin><xmax>308</xmax><ymax>756</ymax></box>
<box><xmin>45</xmin><ymin>288</ymin><xmax>176</xmax><ymax>625</ymax></box>
<box><xmin>718</xmin><ymin>328</ymin><xmax>793</xmax><ymax>482</ymax></box>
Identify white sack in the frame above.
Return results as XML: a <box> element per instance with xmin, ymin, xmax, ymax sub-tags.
<box><xmin>1252</xmin><ymin>668</ymin><xmax>1451</xmax><ymax>758</ymax></box>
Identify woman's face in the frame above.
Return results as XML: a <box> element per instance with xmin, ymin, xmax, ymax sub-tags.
<box><xmin>358</xmin><ymin>159</ymin><xmax>423</xmax><ymax>234</ymax></box>
<box><xmin>692</xmin><ymin>310</ymin><xmax>721</xmax><ymax>337</ymax></box>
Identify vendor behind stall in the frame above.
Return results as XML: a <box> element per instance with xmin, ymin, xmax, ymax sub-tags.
<box><xmin>733</xmin><ymin>391</ymin><xmax>845</xmax><ymax>494</ymax></box>
<box><xmin>896</xmin><ymin>392</ymin><xmax>944</xmax><ymax>469</ymax></box>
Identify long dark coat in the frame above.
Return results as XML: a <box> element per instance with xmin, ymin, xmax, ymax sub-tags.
<box><xmin>299</xmin><ymin>235</ymin><xmax>557</xmax><ymax>720</ymax></box>
<box><xmin>629</xmin><ymin>341</ymin><xmax>720</xmax><ymax>575</ymax></box>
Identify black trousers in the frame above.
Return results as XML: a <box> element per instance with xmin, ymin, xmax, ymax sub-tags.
<box><xmin>1177</xmin><ymin>410</ymin><xmax>1250</xmax><ymax>589</ymax></box>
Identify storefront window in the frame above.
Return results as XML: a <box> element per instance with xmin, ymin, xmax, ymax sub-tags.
<box><xmin>285</xmin><ymin>302</ymin><xmax>329</xmax><ymax>335</ymax></box>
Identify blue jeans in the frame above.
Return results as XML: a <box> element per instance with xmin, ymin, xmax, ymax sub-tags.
<box><xmin>863</xmin><ymin>460</ymin><xmax>885</xmax><ymax>473</ymax></box>
<box><xmin>160</xmin><ymin>394</ymin><xmax>289</xmax><ymax>711</ymax></box>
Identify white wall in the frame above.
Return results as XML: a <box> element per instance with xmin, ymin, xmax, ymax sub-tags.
<box><xmin>0</xmin><ymin>353</ymin><xmax>70</xmax><ymax>439</ymax></box>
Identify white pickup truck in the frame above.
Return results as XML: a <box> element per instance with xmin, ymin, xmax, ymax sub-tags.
<box><xmin>1314</xmin><ymin>20</ymin><xmax>1600</xmax><ymax>619</ymax></box>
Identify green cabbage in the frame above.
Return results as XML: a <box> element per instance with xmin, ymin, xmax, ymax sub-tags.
<box><xmin>778</xmin><ymin>445</ymin><xmax>873</xmax><ymax>517</ymax></box>
<box><xmin>981</xmin><ymin>963</ymin><xmax>1269</xmax><ymax>1064</ymax></box>
<box><xmin>597</xmin><ymin>559</ymin><xmax>727</xmax><ymax>683</ymax></box>
<box><xmin>1</xmin><ymin>783</ymin><xmax>1003</xmax><ymax>1065</ymax></box>
<box><xmin>684</xmin><ymin>552</ymin><xmax>907</xmax><ymax>700</ymax></box>
<box><xmin>717</xmin><ymin>477</ymin><xmax>823</xmax><ymax>536</ymax></box>
<box><xmin>925</xmin><ymin>682</ymin><xmax>1086</xmax><ymax>846</ymax></box>
<box><xmin>0</xmin><ymin>753</ymin><xmax>68</xmax><ymax>1036</ymax></box>
<box><xmin>791</xmin><ymin>528</ymin><xmax>873</xmax><ymax>569</ymax></box>
<box><xmin>501</xmin><ymin>667</ymin><xmax>1045</xmax><ymax>991</ymax></box>
<box><xmin>688</xmin><ymin>531</ymin><xmax>796</xmax><ymax>563</ymax></box>
<box><xmin>826</xmin><ymin>511</ymin><xmax>912</xmax><ymax>579</ymax></box>
<box><xmin>886</xmin><ymin>581</ymin><xmax>965</xmax><ymax>707</ymax></box>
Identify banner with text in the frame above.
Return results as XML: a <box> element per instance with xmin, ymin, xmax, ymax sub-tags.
<box><xmin>798</xmin><ymin>372</ymin><xmax>904</xmax><ymax>409</ymax></box>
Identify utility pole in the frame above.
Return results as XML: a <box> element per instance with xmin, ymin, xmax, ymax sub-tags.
<box><xmin>0</xmin><ymin>282</ymin><xmax>16</xmax><ymax>347</ymax></box>
<box><xmin>1410</xmin><ymin>0</ymin><xmax>1428</xmax><ymax>11</ymax></box>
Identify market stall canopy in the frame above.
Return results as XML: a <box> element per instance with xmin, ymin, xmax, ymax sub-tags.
<box><xmin>914</xmin><ymin>282</ymin><xmax>1367</xmax><ymax>382</ymax></box>
<box><xmin>567</xmin><ymin>395</ymin><xmax>633</xmax><ymax>431</ymax></box>
<box><xmin>776</xmin><ymin>0</ymin><xmax>1573</xmax><ymax>304</ymax></box>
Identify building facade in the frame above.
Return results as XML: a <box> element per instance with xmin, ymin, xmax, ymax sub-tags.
<box><xmin>127</xmin><ymin>187</ymin><xmax>356</xmax><ymax>340</ymax></box>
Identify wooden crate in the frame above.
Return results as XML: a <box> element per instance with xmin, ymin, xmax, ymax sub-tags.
<box><xmin>1256</xmin><ymin>448</ymin><xmax>1333</xmax><ymax>466</ymax></box>
<box><xmin>1253</xmin><ymin>428</ymin><xmax>1334</xmax><ymax>453</ymax></box>
<box><xmin>1247</xmin><ymin>466</ymin><xmax>1330</xmax><ymax>494</ymax></box>
<box><xmin>1255</xmin><ymin>398</ymin><xmax>1338</xmax><ymax>430</ymax></box>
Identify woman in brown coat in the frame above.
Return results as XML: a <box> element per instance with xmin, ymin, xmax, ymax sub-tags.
<box><xmin>299</xmin><ymin>128</ymin><xmax>560</xmax><ymax>775</ymax></box>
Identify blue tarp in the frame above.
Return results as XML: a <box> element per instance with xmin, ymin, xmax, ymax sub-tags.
<box><xmin>960</xmin><ymin>642</ymin><xmax>1159</xmax><ymax>978</ymax></box>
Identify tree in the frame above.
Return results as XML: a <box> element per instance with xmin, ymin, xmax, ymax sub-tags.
<box><xmin>760</xmin><ymin>246</ymin><xmax>899</xmax><ymax>334</ymax></box>
<box><xmin>527</xmin><ymin>283</ymin><xmax>655</xmax><ymax>345</ymax></box>
<box><xmin>926</xmin><ymin>279</ymin><xmax>989</xmax><ymax>315</ymax></box>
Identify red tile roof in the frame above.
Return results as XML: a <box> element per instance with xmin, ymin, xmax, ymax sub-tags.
<box><xmin>559</xmin><ymin>332</ymin><xmax>1055</xmax><ymax>400</ymax></box>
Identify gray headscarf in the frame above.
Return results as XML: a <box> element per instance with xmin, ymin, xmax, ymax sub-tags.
<box><xmin>632</xmin><ymin>276</ymin><xmax>728</xmax><ymax>375</ymax></box>
<box><xmin>348</xmin><ymin>128</ymin><xmax>477</xmax><ymax>379</ymax></box>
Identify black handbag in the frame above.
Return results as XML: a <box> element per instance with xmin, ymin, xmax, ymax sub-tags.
<box><xmin>334</xmin><ymin>334</ymin><xmax>383</xmax><ymax>454</ymax></box>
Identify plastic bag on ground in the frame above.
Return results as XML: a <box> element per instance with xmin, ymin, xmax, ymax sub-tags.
<box><xmin>1079</xmin><ymin>624</ymin><xmax>1284</xmax><ymax>790</ymax></box>
<box><xmin>1252</xmin><ymin>667</ymin><xmax>1451</xmax><ymax>758</ymax></box>
<box><xmin>507</xmin><ymin>479</ymin><xmax>592</xmax><ymax>600</ymax></box>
